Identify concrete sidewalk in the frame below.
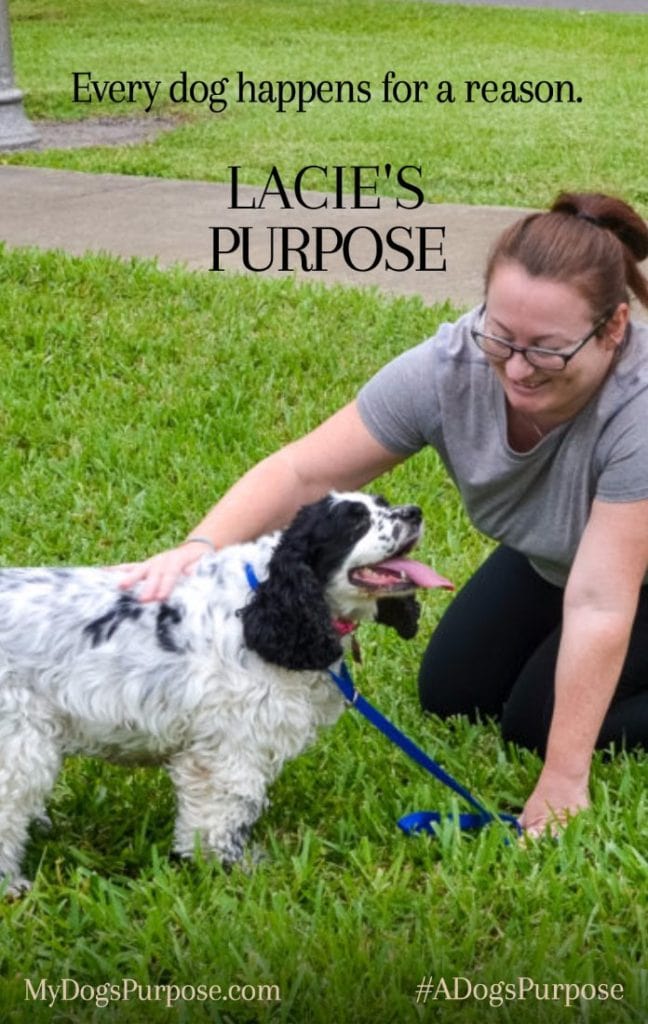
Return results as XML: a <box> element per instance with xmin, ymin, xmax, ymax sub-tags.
<box><xmin>0</xmin><ymin>165</ymin><xmax>533</xmax><ymax>308</ymax></box>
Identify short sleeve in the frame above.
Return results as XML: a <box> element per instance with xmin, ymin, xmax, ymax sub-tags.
<box><xmin>356</xmin><ymin>325</ymin><xmax>453</xmax><ymax>456</ymax></box>
<box><xmin>595</xmin><ymin>390</ymin><xmax>648</xmax><ymax>502</ymax></box>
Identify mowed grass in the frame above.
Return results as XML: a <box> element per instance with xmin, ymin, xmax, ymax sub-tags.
<box><xmin>2</xmin><ymin>0</ymin><xmax>647</xmax><ymax>212</ymax></box>
<box><xmin>0</xmin><ymin>246</ymin><xmax>645</xmax><ymax>1024</ymax></box>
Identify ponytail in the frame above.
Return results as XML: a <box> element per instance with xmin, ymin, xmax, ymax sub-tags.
<box><xmin>485</xmin><ymin>191</ymin><xmax>648</xmax><ymax>314</ymax></box>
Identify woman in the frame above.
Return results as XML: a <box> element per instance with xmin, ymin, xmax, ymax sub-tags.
<box><xmin>120</xmin><ymin>191</ymin><xmax>648</xmax><ymax>836</ymax></box>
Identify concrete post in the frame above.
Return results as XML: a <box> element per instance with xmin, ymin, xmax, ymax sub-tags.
<box><xmin>0</xmin><ymin>0</ymin><xmax>39</xmax><ymax>150</ymax></box>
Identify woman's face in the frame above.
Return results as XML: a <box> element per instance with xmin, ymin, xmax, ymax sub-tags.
<box><xmin>484</xmin><ymin>262</ymin><xmax>628</xmax><ymax>427</ymax></box>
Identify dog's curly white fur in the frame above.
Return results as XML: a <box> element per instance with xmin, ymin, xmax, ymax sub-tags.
<box><xmin>0</xmin><ymin>492</ymin><xmax>425</xmax><ymax>895</ymax></box>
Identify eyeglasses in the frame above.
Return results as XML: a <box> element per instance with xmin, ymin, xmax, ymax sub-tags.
<box><xmin>470</xmin><ymin>306</ymin><xmax>611</xmax><ymax>372</ymax></box>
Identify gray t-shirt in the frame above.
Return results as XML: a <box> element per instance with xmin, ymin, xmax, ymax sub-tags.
<box><xmin>357</xmin><ymin>308</ymin><xmax>648</xmax><ymax>587</ymax></box>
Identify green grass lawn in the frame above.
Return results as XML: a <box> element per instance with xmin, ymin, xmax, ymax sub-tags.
<box><xmin>0</xmin><ymin>246</ymin><xmax>645</xmax><ymax>1024</ymax></box>
<box><xmin>4</xmin><ymin>0</ymin><xmax>648</xmax><ymax>212</ymax></box>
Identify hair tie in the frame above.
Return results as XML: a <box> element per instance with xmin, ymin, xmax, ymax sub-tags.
<box><xmin>575</xmin><ymin>211</ymin><xmax>603</xmax><ymax>228</ymax></box>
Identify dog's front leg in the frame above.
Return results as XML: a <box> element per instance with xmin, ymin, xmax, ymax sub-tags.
<box><xmin>168</xmin><ymin>748</ymin><xmax>269</xmax><ymax>867</ymax></box>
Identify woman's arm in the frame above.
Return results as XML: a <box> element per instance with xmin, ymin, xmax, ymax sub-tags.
<box><xmin>521</xmin><ymin>496</ymin><xmax>648</xmax><ymax>835</ymax></box>
<box><xmin>120</xmin><ymin>400</ymin><xmax>404</xmax><ymax>601</ymax></box>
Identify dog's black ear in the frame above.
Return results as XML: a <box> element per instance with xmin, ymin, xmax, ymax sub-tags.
<box><xmin>375</xmin><ymin>596</ymin><xmax>421</xmax><ymax>640</ymax></box>
<box><xmin>241</xmin><ymin>560</ymin><xmax>343</xmax><ymax>670</ymax></box>
<box><xmin>242</xmin><ymin>494</ymin><xmax>367</xmax><ymax>670</ymax></box>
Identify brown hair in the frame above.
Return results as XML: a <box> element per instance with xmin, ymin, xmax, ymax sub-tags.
<box><xmin>485</xmin><ymin>191</ymin><xmax>648</xmax><ymax>316</ymax></box>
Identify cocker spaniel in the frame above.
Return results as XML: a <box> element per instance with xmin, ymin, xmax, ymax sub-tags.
<box><xmin>0</xmin><ymin>492</ymin><xmax>451</xmax><ymax>895</ymax></box>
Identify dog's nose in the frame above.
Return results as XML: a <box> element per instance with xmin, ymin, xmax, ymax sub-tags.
<box><xmin>398</xmin><ymin>505</ymin><xmax>422</xmax><ymax>524</ymax></box>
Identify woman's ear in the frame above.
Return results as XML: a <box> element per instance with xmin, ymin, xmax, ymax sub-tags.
<box><xmin>241</xmin><ymin>559</ymin><xmax>343</xmax><ymax>670</ymax></box>
<box><xmin>605</xmin><ymin>302</ymin><xmax>630</xmax><ymax>350</ymax></box>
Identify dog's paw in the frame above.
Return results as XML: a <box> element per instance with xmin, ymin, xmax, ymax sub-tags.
<box><xmin>215</xmin><ymin>842</ymin><xmax>267</xmax><ymax>875</ymax></box>
<box><xmin>1</xmin><ymin>874</ymin><xmax>32</xmax><ymax>900</ymax></box>
<box><xmin>171</xmin><ymin>829</ymin><xmax>261</xmax><ymax>874</ymax></box>
<box><xmin>239</xmin><ymin>844</ymin><xmax>268</xmax><ymax>873</ymax></box>
<box><xmin>173</xmin><ymin>819</ymin><xmax>255</xmax><ymax>870</ymax></box>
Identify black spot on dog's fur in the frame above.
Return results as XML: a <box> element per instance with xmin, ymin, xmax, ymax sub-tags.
<box><xmin>155</xmin><ymin>603</ymin><xmax>186</xmax><ymax>654</ymax></box>
<box><xmin>84</xmin><ymin>594</ymin><xmax>143</xmax><ymax>648</ymax></box>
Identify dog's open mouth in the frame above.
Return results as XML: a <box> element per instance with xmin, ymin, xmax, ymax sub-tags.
<box><xmin>349</xmin><ymin>552</ymin><xmax>454</xmax><ymax>593</ymax></box>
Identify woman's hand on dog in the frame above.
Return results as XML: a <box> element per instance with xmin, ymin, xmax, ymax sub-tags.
<box><xmin>113</xmin><ymin>545</ymin><xmax>206</xmax><ymax>603</ymax></box>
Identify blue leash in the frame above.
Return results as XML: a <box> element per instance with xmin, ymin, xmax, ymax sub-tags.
<box><xmin>244</xmin><ymin>563</ymin><xmax>522</xmax><ymax>839</ymax></box>
<box><xmin>328</xmin><ymin>661</ymin><xmax>522</xmax><ymax>838</ymax></box>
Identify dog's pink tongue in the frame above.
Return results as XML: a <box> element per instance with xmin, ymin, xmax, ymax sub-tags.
<box><xmin>378</xmin><ymin>557</ymin><xmax>455</xmax><ymax>590</ymax></box>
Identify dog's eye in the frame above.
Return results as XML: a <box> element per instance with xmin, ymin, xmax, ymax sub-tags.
<box><xmin>373</xmin><ymin>495</ymin><xmax>390</xmax><ymax>509</ymax></box>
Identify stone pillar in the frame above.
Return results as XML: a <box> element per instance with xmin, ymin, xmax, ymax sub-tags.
<box><xmin>0</xmin><ymin>0</ymin><xmax>39</xmax><ymax>150</ymax></box>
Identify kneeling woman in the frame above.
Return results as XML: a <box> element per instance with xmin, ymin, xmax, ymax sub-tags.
<box><xmin>121</xmin><ymin>191</ymin><xmax>648</xmax><ymax>837</ymax></box>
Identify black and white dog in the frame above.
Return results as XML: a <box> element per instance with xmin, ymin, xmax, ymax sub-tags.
<box><xmin>0</xmin><ymin>492</ymin><xmax>451</xmax><ymax>894</ymax></box>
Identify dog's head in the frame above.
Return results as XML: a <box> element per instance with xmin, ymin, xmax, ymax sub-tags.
<box><xmin>241</xmin><ymin>492</ymin><xmax>453</xmax><ymax>671</ymax></box>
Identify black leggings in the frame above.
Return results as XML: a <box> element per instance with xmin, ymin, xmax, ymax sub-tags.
<box><xmin>418</xmin><ymin>545</ymin><xmax>648</xmax><ymax>757</ymax></box>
